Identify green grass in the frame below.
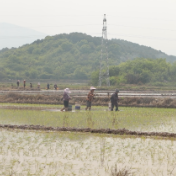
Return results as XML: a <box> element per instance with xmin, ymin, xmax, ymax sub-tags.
<box><xmin>1</xmin><ymin>103</ymin><xmax>176</xmax><ymax>175</ymax></box>
<box><xmin>0</xmin><ymin>104</ymin><xmax>176</xmax><ymax>133</ymax></box>
<box><xmin>0</xmin><ymin>104</ymin><xmax>176</xmax><ymax>175</ymax></box>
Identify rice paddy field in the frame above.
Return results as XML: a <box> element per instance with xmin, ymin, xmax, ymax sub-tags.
<box><xmin>1</xmin><ymin>103</ymin><xmax>176</xmax><ymax>175</ymax></box>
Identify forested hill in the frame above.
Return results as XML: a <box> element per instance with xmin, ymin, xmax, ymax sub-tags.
<box><xmin>0</xmin><ymin>32</ymin><xmax>175</xmax><ymax>80</ymax></box>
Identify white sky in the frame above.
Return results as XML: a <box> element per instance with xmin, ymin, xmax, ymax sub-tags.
<box><xmin>0</xmin><ymin>0</ymin><xmax>176</xmax><ymax>55</ymax></box>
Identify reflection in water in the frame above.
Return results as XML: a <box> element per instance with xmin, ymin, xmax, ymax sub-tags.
<box><xmin>1</xmin><ymin>129</ymin><xmax>176</xmax><ymax>175</ymax></box>
<box><xmin>100</xmin><ymin>137</ymin><xmax>106</xmax><ymax>166</ymax></box>
<box><xmin>86</xmin><ymin>112</ymin><xmax>94</xmax><ymax>128</ymax></box>
<box><xmin>63</xmin><ymin>114</ymin><xmax>69</xmax><ymax>127</ymax></box>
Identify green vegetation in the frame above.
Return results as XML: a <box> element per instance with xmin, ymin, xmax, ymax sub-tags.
<box><xmin>1</xmin><ymin>129</ymin><xmax>176</xmax><ymax>175</ymax></box>
<box><xmin>0</xmin><ymin>32</ymin><xmax>175</xmax><ymax>81</ymax></box>
<box><xmin>92</xmin><ymin>58</ymin><xmax>176</xmax><ymax>85</ymax></box>
<box><xmin>1</xmin><ymin>105</ymin><xmax>176</xmax><ymax>133</ymax></box>
<box><xmin>1</xmin><ymin>105</ymin><xmax>176</xmax><ymax>175</ymax></box>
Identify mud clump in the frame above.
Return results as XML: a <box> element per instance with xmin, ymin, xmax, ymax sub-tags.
<box><xmin>1</xmin><ymin>124</ymin><xmax>176</xmax><ymax>138</ymax></box>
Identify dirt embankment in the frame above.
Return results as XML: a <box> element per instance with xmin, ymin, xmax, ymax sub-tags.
<box><xmin>0</xmin><ymin>92</ymin><xmax>176</xmax><ymax>108</ymax></box>
<box><xmin>1</xmin><ymin>124</ymin><xmax>176</xmax><ymax>138</ymax></box>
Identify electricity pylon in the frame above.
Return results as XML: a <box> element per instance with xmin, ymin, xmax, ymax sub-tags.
<box><xmin>98</xmin><ymin>14</ymin><xmax>110</xmax><ymax>86</ymax></box>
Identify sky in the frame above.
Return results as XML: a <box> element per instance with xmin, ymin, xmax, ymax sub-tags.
<box><xmin>0</xmin><ymin>0</ymin><xmax>176</xmax><ymax>55</ymax></box>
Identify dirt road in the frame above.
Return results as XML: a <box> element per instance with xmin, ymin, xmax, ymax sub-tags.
<box><xmin>0</xmin><ymin>92</ymin><xmax>176</xmax><ymax>108</ymax></box>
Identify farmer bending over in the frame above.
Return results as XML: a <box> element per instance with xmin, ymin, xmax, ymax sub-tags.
<box><xmin>85</xmin><ymin>86</ymin><xmax>96</xmax><ymax>111</ymax></box>
<box><xmin>110</xmin><ymin>89</ymin><xmax>119</xmax><ymax>111</ymax></box>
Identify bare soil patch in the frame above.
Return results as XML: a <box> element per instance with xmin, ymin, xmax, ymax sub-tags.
<box><xmin>1</xmin><ymin>124</ymin><xmax>176</xmax><ymax>138</ymax></box>
<box><xmin>0</xmin><ymin>92</ymin><xmax>176</xmax><ymax>108</ymax></box>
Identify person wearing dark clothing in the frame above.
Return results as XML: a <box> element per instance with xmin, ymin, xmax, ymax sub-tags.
<box><xmin>23</xmin><ymin>80</ymin><xmax>26</xmax><ymax>89</ymax></box>
<box><xmin>47</xmin><ymin>83</ymin><xmax>50</xmax><ymax>90</ymax></box>
<box><xmin>30</xmin><ymin>83</ymin><xmax>32</xmax><ymax>89</ymax></box>
<box><xmin>61</xmin><ymin>88</ymin><xmax>71</xmax><ymax>111</ymax></box>
<box><xmin>110</xmin><ymin>89</ymin><xmax>119</xmax><ymax>111</ymax></box>
<box><xmin>17</xmin><ymin>80</ymin><xmax>19</xmax><ymax>88</ymax></box>
<box><xmin>54</xmin><ymin>84</ymin><xmax>57</xmax><ymax>90</ymax></box>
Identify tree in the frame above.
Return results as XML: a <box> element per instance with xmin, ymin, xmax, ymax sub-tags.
<box><xmin>110</xmin><ymin>76</ymin><xmax>117</xmax><ymax>85</ymax></box>
<box><xmin>91</xmin><ymin>71</ymin><xmax>99</xmax><ymax>86</ymax></box>
<box><xmin>140</xmin><ymin>70</ymin><xmax>151</xmax><ymax>83</ymax></box>
<box><xmin>74</xmin><ymin>68</ymin><xmax>87</xmax><ymax>79</ymax></box>
<box><xmin>0</xmin><ymin>33</ymin><xmax>176</xmax><ymax>81</ymax></box>
<box><xmin>109</xmin><ymin>66</ymin><xmax>120</xmax><ymax>76</ymax></box>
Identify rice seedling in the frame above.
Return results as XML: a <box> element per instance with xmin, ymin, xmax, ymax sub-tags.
<box><xmin>1</xmin><ymin>129</ymin><xmax>176</xmax><ymax>175</ymax></box>
<box><xmin>1</xmin><ymin>103</ymin><xmax>176</xmax><ymax>175</ymax></box>
<box><xmin>0</xmin><ymin>105</ymin><xmax>176</xmax><ymax>133</ymax></box>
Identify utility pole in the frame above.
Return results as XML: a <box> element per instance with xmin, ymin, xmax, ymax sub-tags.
<box><xmin>98</xmin><ymin>14</ymin><xmax>110</xmax><ymax>87</ymax></box>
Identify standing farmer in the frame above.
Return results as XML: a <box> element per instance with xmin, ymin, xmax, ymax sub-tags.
<box><xmin>17</xmin><ymin>80</ymin><xmax>19</xmax><ymax>88</ymax></box>
<box><xmin>61</xmin><ymin>88</ymin><xmax>71</xmax><ymax>111</ymax></box>
<box><xmin>110</xmin><ymin>89</ymin><xmax>119</xmax><ymax>111</ymax></box>
<box><xmin>30</xmin><ymin>83</ymin><xmax>32</xmax><ymax>89</ymax></box>
<box><xmin>85</xmin><ymin>86</ymin><xmax>96</xmax><ymax>111</ymax></box>
<box><xmin>23</xmin><ymin>80</ymin><xmax>26</xmax><ymax>89</ymax></box>
<box><xmin>54</xmin><ymin>84</ymin><xmax>57</xmax><ymax>90</ymax></box>
<box><xmin>38</xmin><ymin>82</ymin><xmax>40</xmax><ymax>89</ymax></box>
<box><xmin>47</xmin><ymin>83</ymin><xmax>50</xmax><ymax>90</ymax></box>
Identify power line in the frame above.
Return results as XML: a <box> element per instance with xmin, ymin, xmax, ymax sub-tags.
<box><xmin>108</xmin><ymin>33</ymin><xmax>176</xmax><ymax>42</ymax></box>
<box><xmin>0</xmin><ymin>24</ymin><xmax>102</xmax><ymax>28</ymax></box>
<box><xmin>0</xmin><ymin>35</ymin><xmax>46</xmax><ymax>39</ymax></box>
<box><xmin>1</xmin><ymin>23</ymin><xmax>176</xmax><ymax>32</ymax></box>
<box><xmin>1</xmin><ymin>14</ymin><xmax>176</xmax><ymax>22</ymax></box>
<box><xmin>0</xmin><ymin>15</ymin><xmax>102</xmax><ymax>17</ymax></box>
<box><xmin>1</xmin><ymin>32</ymin><xmax>176</xmax><ymax>42</ymax></box>
<box><xmin>108</xmin><ymin>24</ymin><xmax>176</xmax><ymax>32</ymax></box>
<box><xmin>107</xmin><ymin>15</ymin><xmax>176</xmax><ymax>22</ymax></box>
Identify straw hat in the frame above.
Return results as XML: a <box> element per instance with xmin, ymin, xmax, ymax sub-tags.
<box><xmin>90</xmin><ymin>86</ymin><xmax>96</xmax><ymax>90</ymax></box>
<box><xmin>64</xmin><ymin>88</ymin><xmax>71</xmax><ymax>93</ymax></box>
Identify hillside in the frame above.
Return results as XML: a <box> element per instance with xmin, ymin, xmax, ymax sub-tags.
<box><xmin>0</xmin><ymin>32</ymin><xmax>176</xmax><ymax>80</ymax></box>
<box><xmin>0</xmin><ymin>23</ymin><xmax>46</xmax><ymax>50</ymax></box>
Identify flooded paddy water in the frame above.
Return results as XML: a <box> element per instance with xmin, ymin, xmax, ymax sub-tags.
<box><xmin>1</xmin><ymin>104</ymin><xmax>176</xmax><ymax>175</ymax></box>
<box><xmin>1</xmin><ymin>129</ymin><xmax>176</xmax><ymax>176</ymax></box>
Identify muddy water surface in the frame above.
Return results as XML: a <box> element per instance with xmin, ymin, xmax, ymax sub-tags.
<box><xmin>1</xmin><ymin>129</ymin><xmax>176</xmax><ymax>176</ymax></box>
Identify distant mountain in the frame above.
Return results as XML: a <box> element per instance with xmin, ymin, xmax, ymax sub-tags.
<box><xmin>0</xmin><ymin>23</ymin><xmax>47</xmax><ymax>49</ymax></box>
<box><xmin>0</xmin><ymin>32</ymin><xmax>176</xmax><ymax>80</ymax></box>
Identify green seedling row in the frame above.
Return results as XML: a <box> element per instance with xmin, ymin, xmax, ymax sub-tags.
<box><xmin>0</xmin><ymin>105</ymin><xmax>176</xmax><ymax>133</ymax></box>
